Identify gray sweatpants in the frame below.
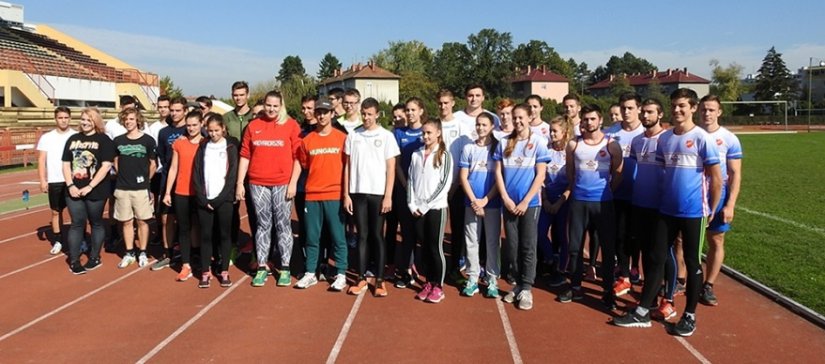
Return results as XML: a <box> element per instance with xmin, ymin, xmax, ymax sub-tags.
<box><xmin>463</xmin><ymin>206</ymin><xmax>501</xmax><ymax>283</ymax></box>
<box><xmin>250</xmin><ymin>184</ymin><xmax>293</xmax><ymax>268</ymax></box>
<box><xmin>503</xmin><ymin>206</ymin><xmax>540</xmax><ymax>290</ymax></box>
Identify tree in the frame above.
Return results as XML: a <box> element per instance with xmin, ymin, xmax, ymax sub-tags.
<box><xmin>590</xmin><ymin>52</ymin><xmax>657</xmax><ymax>83</ymax></box>
<box><xmin>399</xmin><ymin>71</ymin><xmax>438</xmax><ymax>106</ymax></box>
<box><xmin>645</xmin><ymin>79</ymin><xmax>670</xmax><ymax>121</ymax></box>
<box><xmin>512</xmin><ymin>40</ymin><xmax>573</xmax><ymax>78</ymax></box>
<box><xmin>568</xmin><ymin>58</ymin><xmax>591</xmax><ymax>95</ymax></box>
<box><xmin>317</xmin><ymin>53</ymin><xmax>342</xmax><ymax>80</ymax></box>
<box><xmin>372</xmin><ymin>40</ymin><xmax>433</xmax><ymax>76</ymax></box>
<box><xmin>609</xmin><ymin>76</ymin><xmax>635</xmax><ymax>100</ymax></box>
<box><xmin>159</xmin><ymin>75</ymin><xmax>183</xmax><ymax>99</ymax></box>
<box><xmin>277</xmin><ymin>55</ymin><xmax>306</xmax><ymax>83</ymax></box>
<box><xmin>754</xmin><ymin>46</ymin><xmax>797</xmax><ymax>110</ymax></box>
<box><xmin>709</xmin><ymin>59</ymin><xmax>745</xmax><ymax>101</ymax></box>
<box><xmin>431</xmin><ymin>42</ymin><xmax>473</xmax><ymax>96</ymax></box>
<box><xmin>279</xmin><ymin>75</ymin><xmax>317</xmax><ymax>119</ymax></box>
<box><xmin>466</xmin><ymin>28</ymin><xmax>514</xmax><ymax>97</ymax></box>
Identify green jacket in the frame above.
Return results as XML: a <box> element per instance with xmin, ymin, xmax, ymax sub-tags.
<box><xmin>223</xmin><ymin>108</ymin><xmax>256</xmax><ymax>141</ymax></box>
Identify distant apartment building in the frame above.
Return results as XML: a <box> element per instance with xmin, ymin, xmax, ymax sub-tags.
<box><xmin>588</xmin><ymin>68</ymin><xmax>710</xmax><ymax>98</ymax></box>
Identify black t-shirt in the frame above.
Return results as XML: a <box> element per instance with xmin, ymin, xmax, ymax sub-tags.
<box><xmin>157</xmin><ymin>124</ymin><xmax>187</xmax><ymax>170</ymax></box>
<box><xmin>114</xmin><ymin>133</ymin><xmax>157</xmax><ymax>190</ymax></box>
<box><xmin>62</xmin><ymin>133</ymin><xmax>115</xmax><ymax>200</ymax></box>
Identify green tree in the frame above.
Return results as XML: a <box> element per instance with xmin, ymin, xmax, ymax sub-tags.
<box><xmin>590</xmin><ymin>52</ymin><xmax>657</xmax><ymax>83</ymax></box>
<box><xmin>277</xmin><ymin>55</ymin><xmax>307</xmax><ymax>83</ymax></box>
<box><xmin>430</xmin><ymin>42</ymin><xmax>473</xmax><ymax>96</ymax></box>
<box><xmin>754</xmin><ymin>46</ymin><xmax>797</xmax><ymax>111</ymax></box>
<box><xmin>399</xmin><ymin>71</ymin><xmax>438</xmax><ymax>104</ymax></box>
<box><xmin>466</xmin><ymin>28</ymin><xmax>514</xmax><ymax>97</ymax></box>
<box><xmin>317</xmin><ymin>53</ymin><xmax>342</xmax><ymax>80</ymax></box>
<box><xmin>709</xmin><ymin>59</ymin><xmax>745</xmax><ymax>101</ymax></box>
<box><xmin>645</xmin><ymin>79</ymin><xmax>670</xmax><ymax>121</ymax></box>
<box><xmin>372</xmin><ymin>40</ymin><xmax>433</xmax><ymax>76</ymax></box>
<box><xmin>279</xmin><ymin>75</ymin><xmax>317</xmax><ymax>119</ymax></box>
<box><xmin>568</xmin><ymin>58</ymin><xmax>591</xmax><ymax>96</ymax></box>
<box><xmin>609</xmin><ymin>76</ymin><xmax>635</xmax><ymax>100</ymax></box>
<box><xmin>159</xmin><ymin>75</ymin><xmax>183</xmax><ymax>99</ymax></box>
<box><xmin>512</xmin><ymin>40</ymin><xmax>572</xmax><ymax>78</ymax></box>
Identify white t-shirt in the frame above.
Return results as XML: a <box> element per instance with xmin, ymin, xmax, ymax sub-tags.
<box><xmin>104</xmin><ymin>118</ymin><xmax>126</xmax><ymax>140</ymax></box>
<box><xmin>338</xmin><ymin>116</ymin><xmax>363</xmax><ymax>134</ymax></box>
<box><xmin>204</xmin><ymin>139</ymin><xmax>228</xmax><ymax>199</ymax></box>
<box><xmin>441</xmin><ymin>119</ymin><xmax>474</xmax><ymax>183</ymax></box>
<box><xmin>37</xmin><ymin>128</ymin><xmax>77</xmax><ymax>183</ymax></box>
<box><xmin>148</xmin><ymin>120</ymin><xmax>166</xmax><ymax>144</ymax></box>
<box><xmin>345</xmin><ymin>126</ymin><xmax>400</xmax><ymax>195</ymax></box>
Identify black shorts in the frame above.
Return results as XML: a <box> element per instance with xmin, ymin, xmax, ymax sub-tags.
<box><xmin>48</xmin><ymin>183</ymin><xmax>67</xmax><ymax>211</ymax></box>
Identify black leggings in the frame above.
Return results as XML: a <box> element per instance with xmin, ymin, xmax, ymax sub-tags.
<box><xmin>615</xmin><ymin>199</ymin><xmax>639</xmax><ymax>277</ymax></box>
<box><xmin>352</xmin><ymin>194</ymin><xmax>386</xmax><ymax>281</ymax></box>
<box><xmin>660</xmin><ymin>214</ymin><xmax>705</xmax><ymax>315</ymax></box>
<box><xmin>635</xmin><ymin>206</ymin><xmax>665</xmax><ymax>308</ymax></box>
<box><xmin>448</xmin><ymin>190</ymin><xmax>466</xmax><ymax>271</ymax></box>
<box><xmin>415</xmin><ymin>209</ymin><xmax>447</xmax><ymax>286</ymax></box>
<box><xmin>198</xmin><ymin>203</ymin><xmax>233</xmax><ymax>273</ymax></box>
<box><xmin>394</xmin><ymin>186</ymin><xmax>417</xmax><ymax>272</ymax></box>
<box><xmin>567</xmin><ymin>200</ymin><xmax>616</xmax><ymax>295</ymax></box>
<box><xmin>173</xmin><ymin>194</ymin><xmax>197</xmax><ymax>264</ymax></box>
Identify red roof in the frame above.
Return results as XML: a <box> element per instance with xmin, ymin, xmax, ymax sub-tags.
<box><xmin>589</xmin><ymin>68</ymin><xmax>709</xmax><ymax>89</ymax></box>
<box><xmin>511</xmin><ymin>65</ymin><xmax>569</xmax><ymax>83</ymax></box>
<box><xmin>320</xmin><ymin>62</ymin><xmax>400</xmax><ymax>84</ymax></box>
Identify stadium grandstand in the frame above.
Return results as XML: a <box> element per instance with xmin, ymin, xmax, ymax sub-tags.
<box><xmin>0</xmin><ymin>2</ymin><xmax>159</xmax><ymax>166</ymax></box>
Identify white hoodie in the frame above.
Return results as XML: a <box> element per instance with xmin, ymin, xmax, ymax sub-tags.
<box><xmin>407</xmin><ymin>144</ymin><xmax>453</xmax><ymax>215</ymax></box>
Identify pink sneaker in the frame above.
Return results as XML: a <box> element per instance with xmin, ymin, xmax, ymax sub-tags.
<box><xmin>426</xmin><ymin>285</ymin><xmax>445</xmax><ymax>303</ymax></box>
<box><xmin>416</xmin><ymin>282</ymin><xmax>432</xmax><ymax>301</ymax></box>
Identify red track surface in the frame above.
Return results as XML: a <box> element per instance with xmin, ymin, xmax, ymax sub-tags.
<box><xmin>0</xmin><ymin>169</ymin><xmax>823</xmax><ymax>363</ymax></box>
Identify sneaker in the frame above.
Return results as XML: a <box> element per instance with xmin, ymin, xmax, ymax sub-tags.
<box><xmin>69</xmin><ymin>262</ymin><xmax>86</xmax><ymax>275</ymax></box>
<box><xmin>559</xmin><ymin>287</ymin><xmax>583</xmax><ymax>303</ymax></box>
<box><xmin>630</xmin><ymin>267</ymin><xmax>642</xmax><ymax>284</ymax></box>
<box><xmin>176</xmin><ymin>265</ymin><xmax>192</xmax><ymax>281</ymax></box>
<box><xmin>318</xmin><ymin>264</ymin><xmax>329</xmax><ymax>282</ymax></box>
<box><xmin>118</xmin><ymin>254</ymin><xmax>136</xmax><ymax>269</ymax></box>
<box><xmin>348</xmin><ymin>280</ymin><xmax>368</xmax><ymax>295</ymax></box>
<box><xmin>218</xmin><ymin>271</ymin><xmax>233</xmax><ymax>287</ymax></box>
<box><xmin>198</xmin><ymin>273</ymin><xmax>211</xmax><ymax>288</ymax></box>
<box><xmin>330</xmin><ymin>274</ymin><xmax>347</xmax><ymax>292</ymax></box>
<box><xmin>426</xmin><ymin>285</ymin><xmax>445</xmax><ymax>303</ymax></box>
<box><xmin>546</xmin><ymin>273</ymin><xmax>566</xmax><ymax>288</ymax></box>
<box><xmin>138</xmin><ymin>253</ymin><xmax>149</xmax><ymax>268</ymax></box>
<box><xmin>395</xmin><ymin>272</ymin><xmax>412</xmax><ymax>289</ymax></box>
<box><xmin>584</xmin><ymin>266</ymin><xmax>597</xmax><ymax>282</ymax></box>
<box><xmin>251</xmin><ymin>269</ymin><xmax>267</xmax><ymax>287</ymax></box>
<box><xmin>228</xmin><ymin>246</ymin><xmax>239</xmax><ymax>266</ymax></box>
<box><xmin>653</xmin><ymin>299</ymin><xmax>677</xmax><ymax>321</ymax></box>
<box><xmin>503</xmin><ymin>287</ymin><xmax>522</xmax><ymax>304</ymax></box>
<box><xmin>613</xmin><ymin>277</ymin><xmax>632</xmax><ymax>296</ymax></box>
<box><xmin>365</xmin><ymin>270</ymin><xmax>375</xmax><ymax>278</ymax></box>
<box><xmin>671</xmin><ymin>315</ymin><xmax>697</xmax><ymax>337</ymax></box>
<box><xmin>674</xmin><ymin>282</ymin><xmax>686</xmax><ymax>296</ymax></box>
<box><xmin>504</xmin><ymin>274</ymin><xmax>517</xmax><ymax>286</ymax></box>
<box><xmin>612</xmin><ymin>309</ymin><xmax>652</xmax><ymax>328</ymax></box>
<box><xmin>374</xmin><ymin>282</ymin><xmax>388</xmax><ymax>297</ymax></box>
<box><xmin>462</xmin><ymin>281</ymin><xmax>480</xmax><ymax>297</ymax></box>
<box><xmin>84</xmin><ymin>258</ymin><xmax>102</xmax><ymax>271</ymax></box>
<box><xmin>517</xmin><ymin>290</ymin><xmax>534</xmax><ymax>310</ymax></box>
<box><xmin>700</xmin><ymin>284</ymin><xmax>719</xmax><ymax>306</ymax></box>
<box><xmin>151</xmin><ymin>257</ymin><xmax>171</xmax><ymax>271</ymax></box>
<box><xmin>49</xmin><ymin>242</ymin><xmax>63</xmax><ymax>255</ymax></box>
<box><xmin>277</xmin><ymin>270</ymin><xmax>291</xmax><ymax>286</ymax></box>
<box><xmin>295</xmin><ymin>272</ymin><xmax>318</xmax><ymax>289</ymax></box>
<box><xmin>486</xmin><ymin>282</ymin><xmax>500</xmax><ymax>298</ymax></box>
<box><xmin>416</xmin><ymin>282</ymin><xmax>433</xmax><ymax>301</ymax></box>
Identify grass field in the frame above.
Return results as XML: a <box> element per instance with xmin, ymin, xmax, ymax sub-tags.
<box><xmin>722</xmin><ymin>132</ymin><xmax>825</xmax><ymax>315</ymax></box>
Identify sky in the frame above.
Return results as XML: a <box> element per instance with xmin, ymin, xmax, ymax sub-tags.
<box><xmin>15</xmin><ymin>0</ymin><xmax>825</xmax><ymax>98</ymax></box>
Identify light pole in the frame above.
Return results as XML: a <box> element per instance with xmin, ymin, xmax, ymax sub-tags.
<box><xmin>808</xmin><ymin>57</ymin><xmax>825</xmax><ymax>133</ymax></box>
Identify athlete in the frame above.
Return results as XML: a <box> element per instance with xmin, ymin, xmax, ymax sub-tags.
<box><xmin>38</xmin><ymin>107</ymin><xmax>77</xmax><ymax>255</ymax></box>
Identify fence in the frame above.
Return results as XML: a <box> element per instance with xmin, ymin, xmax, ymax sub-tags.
<box><xmin>0</xmin><ymin>127</ymin><xmax>41</xmax><ymax>167</ymax></box>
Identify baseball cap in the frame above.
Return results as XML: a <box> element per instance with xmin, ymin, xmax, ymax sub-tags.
<box><xmin>315</xmin><ymin>97</ymin><xmax>333</xmax><ymax>111</ymax></box>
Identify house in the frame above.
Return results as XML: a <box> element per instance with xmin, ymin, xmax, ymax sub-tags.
<box><xmin>318</xmin><ymin>62</ymin><xmax>400</xmax><ymax>104</ymax></box>
<box><xmin>511</xmin><ymin>65</ymin><xmax>569</xmax><ymax>101</ymax></box>
<box><xmin>588</xmin><ymin>68</ymin><xmax>710</xmax><ymax>98</ymax></box>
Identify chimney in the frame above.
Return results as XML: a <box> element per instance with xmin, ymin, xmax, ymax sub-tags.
<box><xmin>527</xmin><ymin>65</ymin><xmax>532</xmax><ymax>74</ymax></box>
<box><xmin>369</xmin><ymin>61</ymin><xmax>375</xmax><ymax>70</ymax></box>
<box><xmin>667</xmin><ymin>68</ymin><xmax>672</xmax><ymax>76</ymax></box>
<box><xmin>651</xmin><ymin>69</ymin><xmax>656</xmax><ymax>78</ymax></box>
<box><xmin>541</xmin><ymin>65</ymin><xmax>546</xmax><ymax>74</ymax></box>
<box><xmin>684</xmin><ymin>67</ymin><xmax>689</xmax><ymax>76</ymax></box>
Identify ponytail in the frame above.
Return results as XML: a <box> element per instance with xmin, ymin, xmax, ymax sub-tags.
<box><xmin>423</xmin><ymin>119</ymin><xmax>446</xmax><ymax>169</ymax></box>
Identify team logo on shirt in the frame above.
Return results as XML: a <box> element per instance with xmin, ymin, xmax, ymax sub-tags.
<box><xmin>641</xmin><ymin>152</ymin><xmax>650</xmax><ymax>161</ymax></box>
<box><xmin>685</xmin><ymin>140</ymin><xmax>695</xmax><ymax>148</ymax></box>
<box><xmin>514</xmin><ymin>157</ymin><xmax>524</xmax><ymax>166</ymax></box>
<box><xmin>599</xmin><ymin>150</ymin><xmax>607</xmax><ymax>157</ymax></box>
<box><xmin>716</xmin><ymin>138</ymin><xmax>723</xmax><ymax>146</ymax></box>
<box><xmin>670</xmin><ymin>154</ymin><xmax>679</xmax><ymax>163</ymax></box>
<box><xmin>477</xmin><ymin>161</ymin><xmax>487</xmax><ymax>168</ymax></box>
<box><xmin>549</xmin><ymin>163</ymin><xmax>560</xmax><ymax>173</ymax></box>
<box><xmin>374</xmin><ymin>139</ymin><xmax>383</xmax><ymax>147</ymax></box>
<box><xmin>527</xmin><ymin>143</ymin><xmax>534</xmax><ymax>150</ymax></box>
<box><xmin>586</xmin><ymin>160</ymin><xmax>596</xmax><ymax>168</ymax></box>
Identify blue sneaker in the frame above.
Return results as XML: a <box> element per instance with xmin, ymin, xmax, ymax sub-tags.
<box><xmin>461</xmin><ymin>281</ymin><xmax>479</xmax><ymax>297</ymax></box>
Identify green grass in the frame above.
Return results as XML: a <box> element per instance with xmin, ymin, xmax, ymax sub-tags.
<box><xmin>722</xmin><ymin>132</ymin><xmax>825</xmax><ymax>314</ymax></box>
<box><xmin>0</xmin><ymin>163</ymin><xmax>37</xmax><ymax>175</ymax></box>
<box><xmin>0</xmin><ymin>192</ymin><xmax>47</xmax><ymax>214</ymax></box>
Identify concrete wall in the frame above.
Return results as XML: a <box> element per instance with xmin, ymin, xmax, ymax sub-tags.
<box><xmin>354</xmin><ymin>79</ymin><xmax>399</xmax><ymax>104</ymax></box>
<box><xmin>44</xmin><ymin>75</ymin><xmax>115</xmax><ymax>102</ymax></box>
<box><xmin>0</xmin><ymin>70</ymin><xmax>52</xmax><ymax>107</ymax></box>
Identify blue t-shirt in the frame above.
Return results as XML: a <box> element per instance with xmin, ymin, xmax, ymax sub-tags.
<box><xmin>707</xmin><ymin>126</ymin><xmax>743</xmax><ymax>194</ymax></box>
<box><xmin>572</xmin><ymin>136</ymin><xmax>614</xmax><ymax>202</ymax></box>
<box><xmin>604</xmin><ymin>123</ymin><xmax>644</xmax><ymax>201</ymax></box>
<box><xmin>394</xmin><ymin>126</ymin><xmax>423</xmax><ymax>179</ymax></box>
<box><xmin>492</xmin><ymin>134</ymin><xmax>551</xmax><ymax>208</ymax></box>
<box><xmin>629</xmin><ymin>130</ymin><xmax>665</xmax><ymax>209</ymax></box>
<box><xmin>656</xmin><ymin>126</ymin><xmax>721</xmax><ymax>218</ymax></box>
<box><xmin>459</xmin><ymin>141</ymin><xmax>501</xmax><ymax>208</ymax></box>
<box><xmin>544</xmin><ymin>147</ymin><xmax>568</xmax><ymax>201</ymax></box>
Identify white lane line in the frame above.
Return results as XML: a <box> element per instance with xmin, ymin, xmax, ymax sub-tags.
<box><xmin>0</xmin><ymin>231</ymin><xmax>36</xmax><ymax>245</ymax></box>
<box><xmin>0</xmin><ymin>255</ymin><xmax>62</xmax><ymax>280</ymax></box>
<box><xmin>136</xmin><ymin>275</ymin><xmax>249</xmax><ymax>364</ymax></box>
<box><xmin>0</xmin><ymin>261</ymin><xmax>151</xmax><ymax>343</ymax></box>
<box><xmin>0</xmin><ymin>207</ymin><xmax>48</xmax><ymax>222</ymax></box>
<box><xmin>674</xmin><ymin>336</ymin><xmax>712</xmax><ymax>364</ymax></box>
<box><xmin>495</xmin><ymin>299</ymin><xmax>524</xmax><ymax>364</ymax></box>
<box><xmin>326</xmin><ymin>292</ymin><xmax>365</xmax><ymax>364</ymax></box>
<box><xmin>739</xmin><ymin>206</ymin><xmax>825</xmax><ymax>237</ymax></box>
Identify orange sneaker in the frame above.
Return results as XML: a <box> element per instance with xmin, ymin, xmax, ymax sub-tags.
<box><xmin>348</xmin><ymin>280</ymin><xmax>368</xmax><ymax>295</ymax></box>
<box><xmin>374</xmin><ymin>282</ymin><xmax>388</xmax><ymax>297</ymax></box>
<box><xmin>653</xmin><ymin>298</ymin><xmax>677</xmax><ymax>321</ymax></box>
<box><xmin>176</xmin><ymin>265</ymin><xmax>192</xmax><ymax>282</ymax></box>
<box><xmin>613</xmin><ymin>277</ymin><xmax>632</xmax><ymax>296</ymax></box>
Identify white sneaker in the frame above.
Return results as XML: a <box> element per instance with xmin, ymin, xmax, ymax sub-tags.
<box><xmin>295</xmin><ymin>272</ymin><xmax>318</xmax><ymax>289</ymax></box>
<box><xmin>138</xmin><ymin>253</ymin><xmax>149</xmax><ymax>267</ymax></box>
<box><xmin>49</xmin><ymin>242</ymin><xmax>62</xmax><ymax>255</ymax></box>
<box><xmin>330</xmin><ymin>274</ymin><xmax>347</xmax><ymax>292</ymax></box>
<box><xmin>118</xmin><ymin>254</ymin><xmax>136</xmax><ymax>269</ymax></box>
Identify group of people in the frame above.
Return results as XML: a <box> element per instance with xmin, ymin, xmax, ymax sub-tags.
<box><xmin>35</xmin><ymin>81</ymin><xmax>742</xmax><ymax>337</ymax></box>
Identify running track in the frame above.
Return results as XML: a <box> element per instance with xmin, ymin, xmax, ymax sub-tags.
<box><xmin>1</xmin><ymin>170</ymin><xmax>823</xmax><ymax>363</ymax></box>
